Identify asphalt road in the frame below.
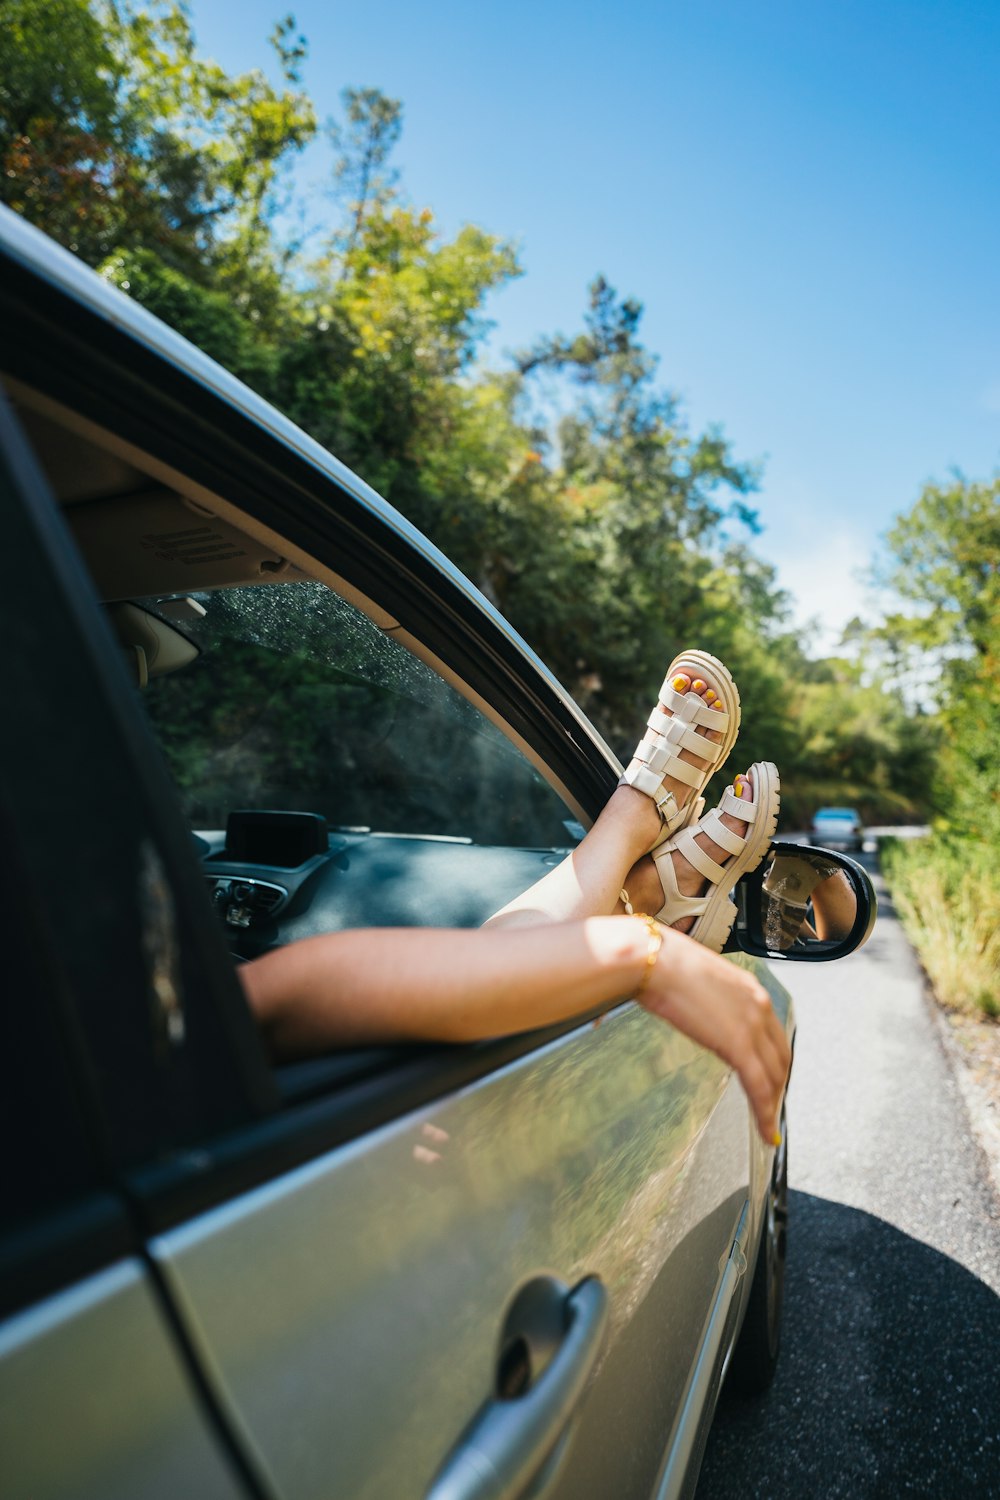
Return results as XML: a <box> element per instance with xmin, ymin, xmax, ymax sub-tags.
<box><xmin>696</xmin><ymin>849</ymin><xmax>1000</xmax><ymax>1499</ymax></box>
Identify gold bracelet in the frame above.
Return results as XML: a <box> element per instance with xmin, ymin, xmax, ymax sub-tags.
<box><xmin>633</xmin><ymin>913</ymin><xmax>663</xmax><ymax>996</ymax></box>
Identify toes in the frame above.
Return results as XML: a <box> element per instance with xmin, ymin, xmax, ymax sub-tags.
<box><xmin>679</xmin><ymin>676</ymin><xmax>723</xmax><ymax>743</ymax></box>
<box><xmin>671</xmin><ymin>672</ymin><xmax>691</xmax><ymax>694</ymax></box>
<box><xmin>695</xmin><ymin>684</ymin><xmax>724</xmax><ymax>743</ymax></box>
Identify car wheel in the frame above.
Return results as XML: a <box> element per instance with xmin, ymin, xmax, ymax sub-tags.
<box><xmin>729</xmin><ymin>1109</ymin><xmax>788</xmax><ymax>1395</ymax></box>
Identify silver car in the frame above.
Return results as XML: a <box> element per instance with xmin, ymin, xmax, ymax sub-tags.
<box><xmin>0</xmin><ymin>207</ymin><xmax>874</xmax><ymax>1500</ymax></box>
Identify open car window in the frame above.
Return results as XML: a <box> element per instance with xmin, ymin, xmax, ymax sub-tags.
<box><xmin>138</xmin><ymin>580</ymin><xmax>580</xmax><ymax>852</ymax></box>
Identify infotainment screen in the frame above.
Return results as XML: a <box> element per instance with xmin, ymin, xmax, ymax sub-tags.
<box><xmin>224</xmin><ymin>810</ymin><xmax>329</xmax><ymax>867</ymax></box>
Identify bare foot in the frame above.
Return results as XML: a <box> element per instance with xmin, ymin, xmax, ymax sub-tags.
<box><xmin>625</xmin><ymin>770</ymin><xmax>755</xmax><ymax>933</ymax></box>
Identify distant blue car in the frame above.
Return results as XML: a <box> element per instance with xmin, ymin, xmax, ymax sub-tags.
<box><xmin>810</xmin><ymin>806</ymin><xmax>864</xmax><ymax>852</ymax></box>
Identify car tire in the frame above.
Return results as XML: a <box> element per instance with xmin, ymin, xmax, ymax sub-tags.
<box><xmin>728</xmin><ymin>1110</ymin><xmax>788</xmax><ymax>1396</ymax></box>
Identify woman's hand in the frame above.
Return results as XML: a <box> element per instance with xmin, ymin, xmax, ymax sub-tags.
<box><xmin>638</xmin><ymin>925</ymin><xmax>791</xmax><ymax>1144</ymax></box>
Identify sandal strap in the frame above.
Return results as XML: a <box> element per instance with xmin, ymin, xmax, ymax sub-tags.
<box><xmin>619</xmin><ymin>766</ymin><xmax>680</xmax><ymax>828</ymax></box>
<box><xmin>717</xmin><ymin>784</ymin><xmax>757</xmax><ymax>820</ymax></box>
<box><xmin>669</xmin><ymin>824</ymin><xmax>729</xmax><ymax>884</ymax></box>
<box><xmin>697</xmin><ymin>807</ymin><xmax>746</xmax><ymax>858</ymax></box>
<box><xmin>620</xmin><ymin>761</ymin><xmax>659</xmax><ymax>797</ymax></box>
<box><xmin>630</xmin><ymin>733</ymin><xmax>703</xmax><ymax>788</ymax></box>
<box><xmin>644</xmin><ymin>712</ymin><xmax>724</xmax><ymax>765</ymax></box>
<box><xmin>655</xmin><ymin>682</ymin><xmax>732</xmax><ymax>732</ymax></box>
<box><xmin>766</xmin><ymin>896</ymin><xmax>809</xmax><ymax>949</ymax></box>
<box><xmin>652</xmin><ymin>784</ymin><xmax>680</xmax><ymax>821</ymax></box>
<box><xmin>651</xmin><ymin>843</ymin><xmax>711</xmax><ymax>920</ymax></box>
<box><xmin>662</xmin><ymin>787</ymin><xmax>757</xmax><ymax>882</ymax></box>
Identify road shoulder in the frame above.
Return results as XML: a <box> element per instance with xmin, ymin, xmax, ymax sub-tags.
<box><xmin>937</xmin><ymin>1005</ymin><xmax>1000</xmax><ymax>1202</ymax></box>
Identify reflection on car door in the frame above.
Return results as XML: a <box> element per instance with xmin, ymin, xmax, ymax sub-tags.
<box><xmin>151</xmin><ymin>995</ymin><xmax>749</xmax><ymax>1500</ymax></box>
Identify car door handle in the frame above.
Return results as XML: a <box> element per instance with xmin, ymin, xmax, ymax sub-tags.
<box><xmin>425</xmin><ymin>1276</ymin><xmax>608</xmax><ymax>1500</ymax></box>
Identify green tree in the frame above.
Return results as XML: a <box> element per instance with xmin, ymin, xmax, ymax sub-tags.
<box><xmin>879</xmin><ymin>473</ymin><xmax>1000</xmax><ymax>845</ymax></box>
<box><xmin>328</xmin><ymin>86</ymin><xmax>402</xmax><ymax>262</ymax></box>
<box><xmin>505</xmin><ymin>277</ymin><xmax>791</xmax><ymax>768</ymax></box>
<box><xmin>871</xmin><ymin>473</ymin><xmax>1000</xmax><ymax>1019</ymax></box>
<box><xmin>2</xmin><ymin>0</ymin><xmax>316</xmax><ymax>312</ymax></box>
<box><xmin>5</xmin><ymin>2</ymin><xmax>943</xmax><ymax>838</ymax></box>
<box><xmin>0</xmin><ymin>0</ymin><xmax>123</xmax><ymax>260</ymax></box>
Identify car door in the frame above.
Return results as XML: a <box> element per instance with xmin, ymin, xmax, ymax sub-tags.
<box><xmin>2</xmin><ymin>310</ymin><xmax>754</xmax><ymax>1500</ymax></box>
<box><xmin>113</xmin><ymin>576</ymin><xmax>753</xmax><ymax>1498</ymax></box>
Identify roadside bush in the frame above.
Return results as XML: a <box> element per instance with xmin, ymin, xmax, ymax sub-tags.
<box><xmin>881</xmin><ymin>836</ymin><xmax>1000</xmax><ymax>1019</ymax></box>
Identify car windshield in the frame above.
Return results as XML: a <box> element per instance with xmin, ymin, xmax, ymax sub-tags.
<box><xmin>138</xmin><ymin>581</ymin><xmax>577</xmax><ymax>849</ymax></box>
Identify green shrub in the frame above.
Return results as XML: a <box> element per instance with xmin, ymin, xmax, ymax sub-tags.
<box><xmin>881</xmin><ymin>835</ymin><xmax>1000</xmax><ymax>1019</ymax></box>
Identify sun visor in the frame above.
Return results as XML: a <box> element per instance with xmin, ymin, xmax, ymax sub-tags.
<box><xmin>67</xmin><ymin>489</ymin><xmax>291</xmax><ymax>601</ymax></box>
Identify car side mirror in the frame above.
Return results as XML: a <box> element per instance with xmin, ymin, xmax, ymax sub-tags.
<box><xmin>727</xmin><ymin>842</ymin><xmax>877</xmax><ymax>961</ymax></box>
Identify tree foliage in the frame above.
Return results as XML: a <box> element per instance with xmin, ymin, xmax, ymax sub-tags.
<box><xmin>869</xmin><ymin>472</ymin><xmax>1000</xmax><ymax>1018</ymax></box>
<box><xmin>878</xmin><ymin>474</ymin><xmax>1000</xmax><ymax>847</ymax></box>
<box><xmin>4</xmin><ymin>3</ymin><xmax>945</xmax><ymax>827</ymax></box>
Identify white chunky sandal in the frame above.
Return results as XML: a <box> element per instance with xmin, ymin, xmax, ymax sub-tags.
<box><xmin>650</xmin><ymin>761</ymin><xmax>781</xmax><ymax>953</ymax></box>
<box><xmin>761</xmin><ymin>853</ymin><xmax>844</xmax><ymax>949</ymax></box>
<box><xmin>619</xmin><ymin>649</ymin><xmax>742</xmax><ymax>844</ymax></box>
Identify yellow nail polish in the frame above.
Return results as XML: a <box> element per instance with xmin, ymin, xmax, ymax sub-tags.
<box><xmin>704</xmin><ymin>689</ymin><xmax>715</xmax><ymax>702</ymax></box>
<box><xmin>672</xmin><ymin>674</ymin><xmax>687</xmax><ymax>691</ymax></box>
<box><xmin>734</xmin><ymin>776</ymin><xmax>743</xmax><ymax>794</ymax></box>
<box><xmin>772</xmin><ymin>1131</ymin><xmax>782</xmax><ymax>1148</ymax></box>
<box><xmin>691</xmin><ymin>678</ymin><xmax>706</xmax><ymax>693</ymax></box>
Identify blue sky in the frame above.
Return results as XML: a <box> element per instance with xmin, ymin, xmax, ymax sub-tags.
<box><xmin>187</xmin><ymin>0</ymin><xmax>1000</xmax><ymax>648</ymax></box>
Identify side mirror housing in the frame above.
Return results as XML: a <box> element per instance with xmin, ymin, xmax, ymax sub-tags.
<box><xmin>728</xmin><ymin>842</ymin><xmax>877</xmax><ymax>961</ymax></box>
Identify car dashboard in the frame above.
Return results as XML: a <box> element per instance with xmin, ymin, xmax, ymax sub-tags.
<box><xmin>198</xmin><ymin>821</ymin><xmax>571</xmax><ymax>964</ymax></box>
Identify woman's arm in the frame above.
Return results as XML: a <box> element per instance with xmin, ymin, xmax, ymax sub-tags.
<box><xmin>240</xmin><ymin>916</ymin><xmax>789</xmax><ymax>1143</ymax></box>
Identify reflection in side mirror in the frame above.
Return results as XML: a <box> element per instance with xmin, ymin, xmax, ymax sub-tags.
<box><xmin>728</xmin><ymin>842</ymin><xmax>877</xmax><ymax>961</ymax></box>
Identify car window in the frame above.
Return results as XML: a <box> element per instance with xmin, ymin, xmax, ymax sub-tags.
<box><xmin>139</xmin><ymin>581</ymin><xmax>579</xmax><ymax>851</ymax></box>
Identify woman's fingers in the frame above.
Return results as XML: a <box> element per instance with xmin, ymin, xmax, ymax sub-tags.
<box><xmin>639</xmin><ymin>930</ymin><xmax>791</xmax><ymax>1144</ymax></box>
<box><xmin>720</xmin><ymin>981</ymin><xmax>789</xmax><ymax>1141</ymax></box>
<box><xmin>735</xmin><ymin>1053</ymin><xmax>781</xmax><ymax>1143</ymax></box>
<box><xmin>748</xmin><ymin>989</ymin><xmax>791</xmax><ymax>1131</ymax></box>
